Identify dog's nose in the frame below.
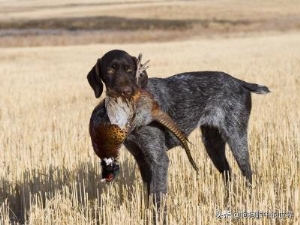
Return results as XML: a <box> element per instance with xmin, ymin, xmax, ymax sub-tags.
<box><xmin>121</xmin><ymin>87</ymin><xmax>132</xmax><ymax>96</ymax></box>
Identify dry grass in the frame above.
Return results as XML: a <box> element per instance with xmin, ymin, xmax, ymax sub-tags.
<box><xmin>0</xmin><ymin>31</ymin><xmax>299</xmax><ymax>224</ymax></box>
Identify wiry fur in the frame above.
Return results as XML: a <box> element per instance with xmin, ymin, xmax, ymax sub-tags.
<box><xmin>123</xmin><ymin>72</ymin><xmax>269</xmax><ymax>196</ymax></box>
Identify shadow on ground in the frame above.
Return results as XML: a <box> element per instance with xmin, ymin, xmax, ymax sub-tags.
<box><xmin>0</xmin><ymin>158</ymin><xmax>138</xmax><ymax>224</ymax></box>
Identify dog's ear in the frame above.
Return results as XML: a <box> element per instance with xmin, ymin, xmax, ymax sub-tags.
<box><xmin>132</xmin><ymin>56</ymin><xmax>148</xmax><ymax>88</ymax></box>
<box><xmin>87</xmin><ymin>59</ymin><xmax>103</xmax><ymax>98</ymax></box>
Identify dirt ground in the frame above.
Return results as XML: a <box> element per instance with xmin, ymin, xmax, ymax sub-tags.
<box><xmin>1</xmin><ymin>0</ymin><xmax>300</xmax><ymax>47</ymax></box>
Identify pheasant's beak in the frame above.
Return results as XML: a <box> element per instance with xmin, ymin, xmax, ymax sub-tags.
<box><xmin>100</xmin><ymin>158</ymin><xmax>120</xmax><ymax>183</ymax></box>
<box><xmin>101</xmin><ymin>172</ymin><xmax>117</xmax><ymax>183</ymax></box>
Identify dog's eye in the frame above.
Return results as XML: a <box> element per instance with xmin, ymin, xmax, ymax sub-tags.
<box><xmin>107</xmin><ymin>68</ymin><xmax>115</xmax><ymax>74</ymax></box>
<box><xmin>125</xmin><ymin>66</ymin><xmax>132</xmax><ymax>73</ymax></box>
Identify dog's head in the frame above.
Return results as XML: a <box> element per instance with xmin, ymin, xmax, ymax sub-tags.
<box><xmin>87</xmin><ymin>49</ymin><xmax>148</xmax><ymax>99</ymax></box>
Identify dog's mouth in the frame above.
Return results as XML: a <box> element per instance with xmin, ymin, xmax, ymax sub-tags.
<box><xmin>100</xmin><ymin>157</ymin><xmax>120</xmax><ymax>183</ymax></box>
<box><xmin>106</xmin><ymin>86</ymin><xmax>138</xmax><ymax>100</ymax></box>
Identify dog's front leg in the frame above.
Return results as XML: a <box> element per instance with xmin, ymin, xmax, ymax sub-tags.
<box><xmin>148</xmin><ymin>150</ymin><xmax>169</xmax><ymax>225</ymax></box>
<box><xmin>126</xmin><ymin>126</ymin><xmax>169</xmax><ymax>224</ymax></box>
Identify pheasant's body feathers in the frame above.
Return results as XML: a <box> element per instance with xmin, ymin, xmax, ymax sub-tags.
<box><xmin>89</xmin><ymin>90</ymin><xmax>199</xmax><ymax>172</ymax></box>
<box><xmin>90</xmin><ymin>124</ymin><xmax>126</xmax><ymax>159</ymax></box>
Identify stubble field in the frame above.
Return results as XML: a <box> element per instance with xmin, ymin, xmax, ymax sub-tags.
<box><xmin>0</xmin><ymin>1</ymin><xmax>299</xmax><ymax>224</ymax></box>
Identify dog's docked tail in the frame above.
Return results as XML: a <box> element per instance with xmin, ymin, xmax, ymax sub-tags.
<box><xmin>242</xmin><ymin>82</ymin><xmax>270</xmax><ymax>94</ymax></box>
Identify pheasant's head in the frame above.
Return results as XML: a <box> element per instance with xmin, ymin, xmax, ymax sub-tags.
<box><xmin>100</xmin><ymin>157</ymin><xmax>120</xmax><ymax>183</ymax></box>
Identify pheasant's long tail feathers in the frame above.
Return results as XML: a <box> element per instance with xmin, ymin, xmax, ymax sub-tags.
<box><xmin>152</xmin><ymin>111</ymin><xmax>199</xmax><ymax>173</ymax></box>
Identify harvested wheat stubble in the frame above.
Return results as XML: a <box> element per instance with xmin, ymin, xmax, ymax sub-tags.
<box><xmin>0</xmin><ymin>31</ymin><xmax>299</xmax><ymax>224</ymax></box>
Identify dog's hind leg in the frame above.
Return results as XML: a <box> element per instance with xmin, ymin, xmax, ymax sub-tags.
<box><xmin>201</xmin><ymin>125</ymin><xmax>232</xmax><ymax>202</ymax></box>
<box><xmin>200</xmin><ymin>126</ymin><xmax>231</xmax><ymax>184</ymax></box>
<box><xmin>224</xmin><ymin>125</ymin><xmax>252</xmax><ymax>188</ymax></box>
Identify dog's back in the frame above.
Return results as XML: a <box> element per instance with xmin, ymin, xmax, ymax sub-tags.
<box><xmin>145</xmin><ymin>71</ymin><xmax>269</xmax><ymax>136</ymax></box>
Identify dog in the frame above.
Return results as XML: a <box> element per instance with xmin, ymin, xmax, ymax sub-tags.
<box><xmin>87</xmin><ymin>49</ymin><xmax>269</xmax><ymax>210</ymax></box>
